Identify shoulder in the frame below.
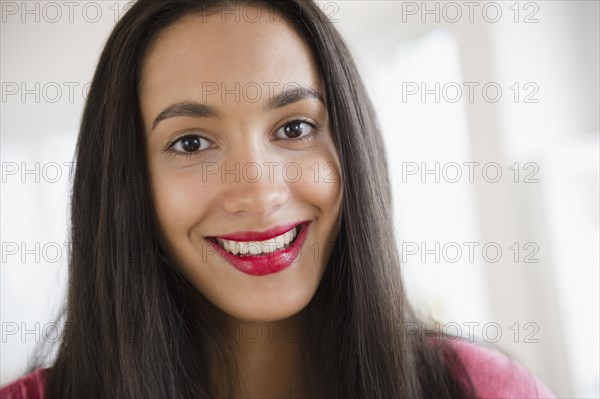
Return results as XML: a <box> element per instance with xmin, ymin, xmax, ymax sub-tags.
<box><xmin>0</xmin><ymin>368</ymin><xmax>48</xmax><ymax>399</ymax></box>
<box><xmin>446</xmin><ymin>339</ymin><xmax>555</xmax><ymax>399</ymax></box>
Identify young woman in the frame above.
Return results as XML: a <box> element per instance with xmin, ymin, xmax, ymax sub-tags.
<box><xmin>1</xmin><ymin>1</ymin><xmax>555</xmax><ymax>398</ymax></box>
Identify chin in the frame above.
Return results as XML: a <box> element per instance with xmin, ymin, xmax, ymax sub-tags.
<box><xmin>221</xmin><ymin>289</ymin><xmax>314</xmax><ymax>324</ymax></box>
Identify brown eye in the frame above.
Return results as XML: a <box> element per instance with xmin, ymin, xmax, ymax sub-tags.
<box><xmin>284</xmin><ymin>121</ymin><xmax>305</xmax><ymax>138</ymax></box>
<box><xmin>171</xmin><ymin>134</ymin><xmax>210</xmax><ymax>154</ymax></box>
<box><xmin>275</xmin><ymin>120</ymin><xmax>315</xmax><ymax>140</ymax></box>
<box><xmin>181</xmin><ymin>136</ymin><xmax>201</xmax><ymax>152</ymax></box>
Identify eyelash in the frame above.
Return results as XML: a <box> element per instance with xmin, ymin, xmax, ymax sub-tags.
<box><xmin>162</xmin><ymin>118</ymin><xmax>322</xmax><ymax>160</ymax></box>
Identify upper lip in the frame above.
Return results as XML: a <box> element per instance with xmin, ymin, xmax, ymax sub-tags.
<box><xmin>207</xmin><ymin>220</ymin><xmax>309</xmax><ymax>242</ymax></box>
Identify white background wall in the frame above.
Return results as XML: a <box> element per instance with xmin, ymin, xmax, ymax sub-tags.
<box><xmin>1</xmin><ymin>1</ymin><xmax>598</xmax><ymax>397</ymax></box>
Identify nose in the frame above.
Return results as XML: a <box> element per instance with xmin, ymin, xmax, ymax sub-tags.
<box><xmin>219</xmin><ymin>147</ymin><xmax>290</xmax><ymax>217</ymax></box>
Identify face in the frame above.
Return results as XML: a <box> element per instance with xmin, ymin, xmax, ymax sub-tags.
<box><xmin>140</xmin><ymin>8</ymin><xmax>343</xmax><ymax>323</ymax></box>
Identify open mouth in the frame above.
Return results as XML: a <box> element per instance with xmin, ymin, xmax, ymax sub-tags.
<box><xmin>209</xmin><ymin>224</ymin><xmax>304</xmax><ymax>257</ymax></box>
<box><xmin>205</xmin><ymin>221</ymin><xmax>311</xmax><ymax>276</ymax></box>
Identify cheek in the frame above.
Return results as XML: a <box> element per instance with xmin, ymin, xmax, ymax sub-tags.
<box><xmin>291</xmin><ymin>149</ymin><xmax>343</xmax><ymax>246</ymax></box>
<box><xmin>149</xmin><ymin>165</ymin><xmax>216</xmax><ymax>245</ymax></box>
<box><xmin>292</xmin><ymin>142</ymin><xmax>343</xmax><ymax>210</ymax></box>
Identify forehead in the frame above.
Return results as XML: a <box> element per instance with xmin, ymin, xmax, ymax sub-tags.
<box><xmin>139</xmin><ymin>8</ymin><xmax>321</xmax><ymax>106</ymax></box>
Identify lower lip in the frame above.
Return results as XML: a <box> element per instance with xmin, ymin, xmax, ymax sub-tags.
<box><xmin>207</xmin><ymin>222</ymin><xmax>311</xmax><ymax>276</ymax></box>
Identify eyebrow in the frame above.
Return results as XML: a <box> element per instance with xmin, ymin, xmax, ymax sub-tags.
<box><xmin>151</xmin><ymin>102</ymin><xmax>220</xmax><ymax>131</ymax></box>
<box><xmin>265</xmin><ymin>86</ymin><xmax>324</xmax><ymax>111</ymax></box>
<box><xmin>151</xmin><ymin>86</ymin><xmax>325</xmax><ymax>132</ymax></box>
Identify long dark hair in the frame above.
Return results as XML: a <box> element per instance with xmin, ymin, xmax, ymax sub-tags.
<box><xmin>37</xmin><ymin>0</ymin><xmax>476</xmax><ymax>397</ymax></box>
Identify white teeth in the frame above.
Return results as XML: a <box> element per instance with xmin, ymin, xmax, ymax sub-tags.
<box><xmin>261</xmin><ymin>236</ymin><xmax>284</xmax><ymax>253</ymax></box>
<box><xmin>274</xmin><ymin>234</ymin><xmax>285</xmax><ymax>249</ymax></box>
<box><xmin>244</xmin><ymin>242</ymin><xmax>260</xmax><ymax>255</ymax></box>
<box><xmin>248</xmin><ymin>243</ymin><xmax>261</xmax><ymax>255</ymax></box>
<box><xmin>289</xmin><ymin>228</ymin><xmax>297</xmax><ymax>242</ymax></box>
<box><xmin>216</xmin><ymin>226</ymin><xmax>299</xmax><ymax>256</ymax></box>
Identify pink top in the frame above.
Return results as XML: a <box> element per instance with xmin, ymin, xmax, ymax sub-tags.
<box><xmin>449</xmin><ymin>340</ymin><xmax>555</xmax><ymax>398</ymax></box>
<box><xmin>0</xmin><ymin>368</ymin><xmax>46</xmax><ymax>399</ymax></box>
<box><xmin>0</xmin><ymin>341</ymin><xmax>555</xmax><ymax>398</ymax></box>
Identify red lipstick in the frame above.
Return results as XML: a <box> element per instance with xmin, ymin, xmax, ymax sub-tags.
<box><xmin>206</xmin><ymin>220</ymin><xmax>311</xmax><ymax>276</ymax></box>
<box><xmin>211</xmin><ymin>221</ymin><xmax>304</xmax><ymax>242</ymax></box>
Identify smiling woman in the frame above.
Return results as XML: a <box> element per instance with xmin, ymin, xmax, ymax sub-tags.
<box><xmin>142</xmin><ymin>11</ymin><xmax>343</xmax><ymax>325</ymax></box>
<box><xmin>0</xmin><ymin>1</ymin><xmax>555</xmax><ymax>399</ymax></box>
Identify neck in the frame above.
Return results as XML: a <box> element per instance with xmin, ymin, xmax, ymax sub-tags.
<box><xmin>210</xmin><ymin>313</ymin><xmax>311</xmax><ymax>398</ymax></box>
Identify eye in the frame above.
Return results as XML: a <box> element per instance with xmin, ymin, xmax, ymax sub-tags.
<box><xmin>273</xmin><ymin>119</ymin><xmax>319</xmax><ymax>142</ymax></box>
<box><xmin>167</xmin><ymin>134</ymin><xmax>212</xmax><ymax>157</ymax></box>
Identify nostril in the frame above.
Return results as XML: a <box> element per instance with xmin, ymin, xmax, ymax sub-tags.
<box><xmin>220</xmin><ymin>184</ymin><xmax>289</xmax><ymax>216</ymax></box>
